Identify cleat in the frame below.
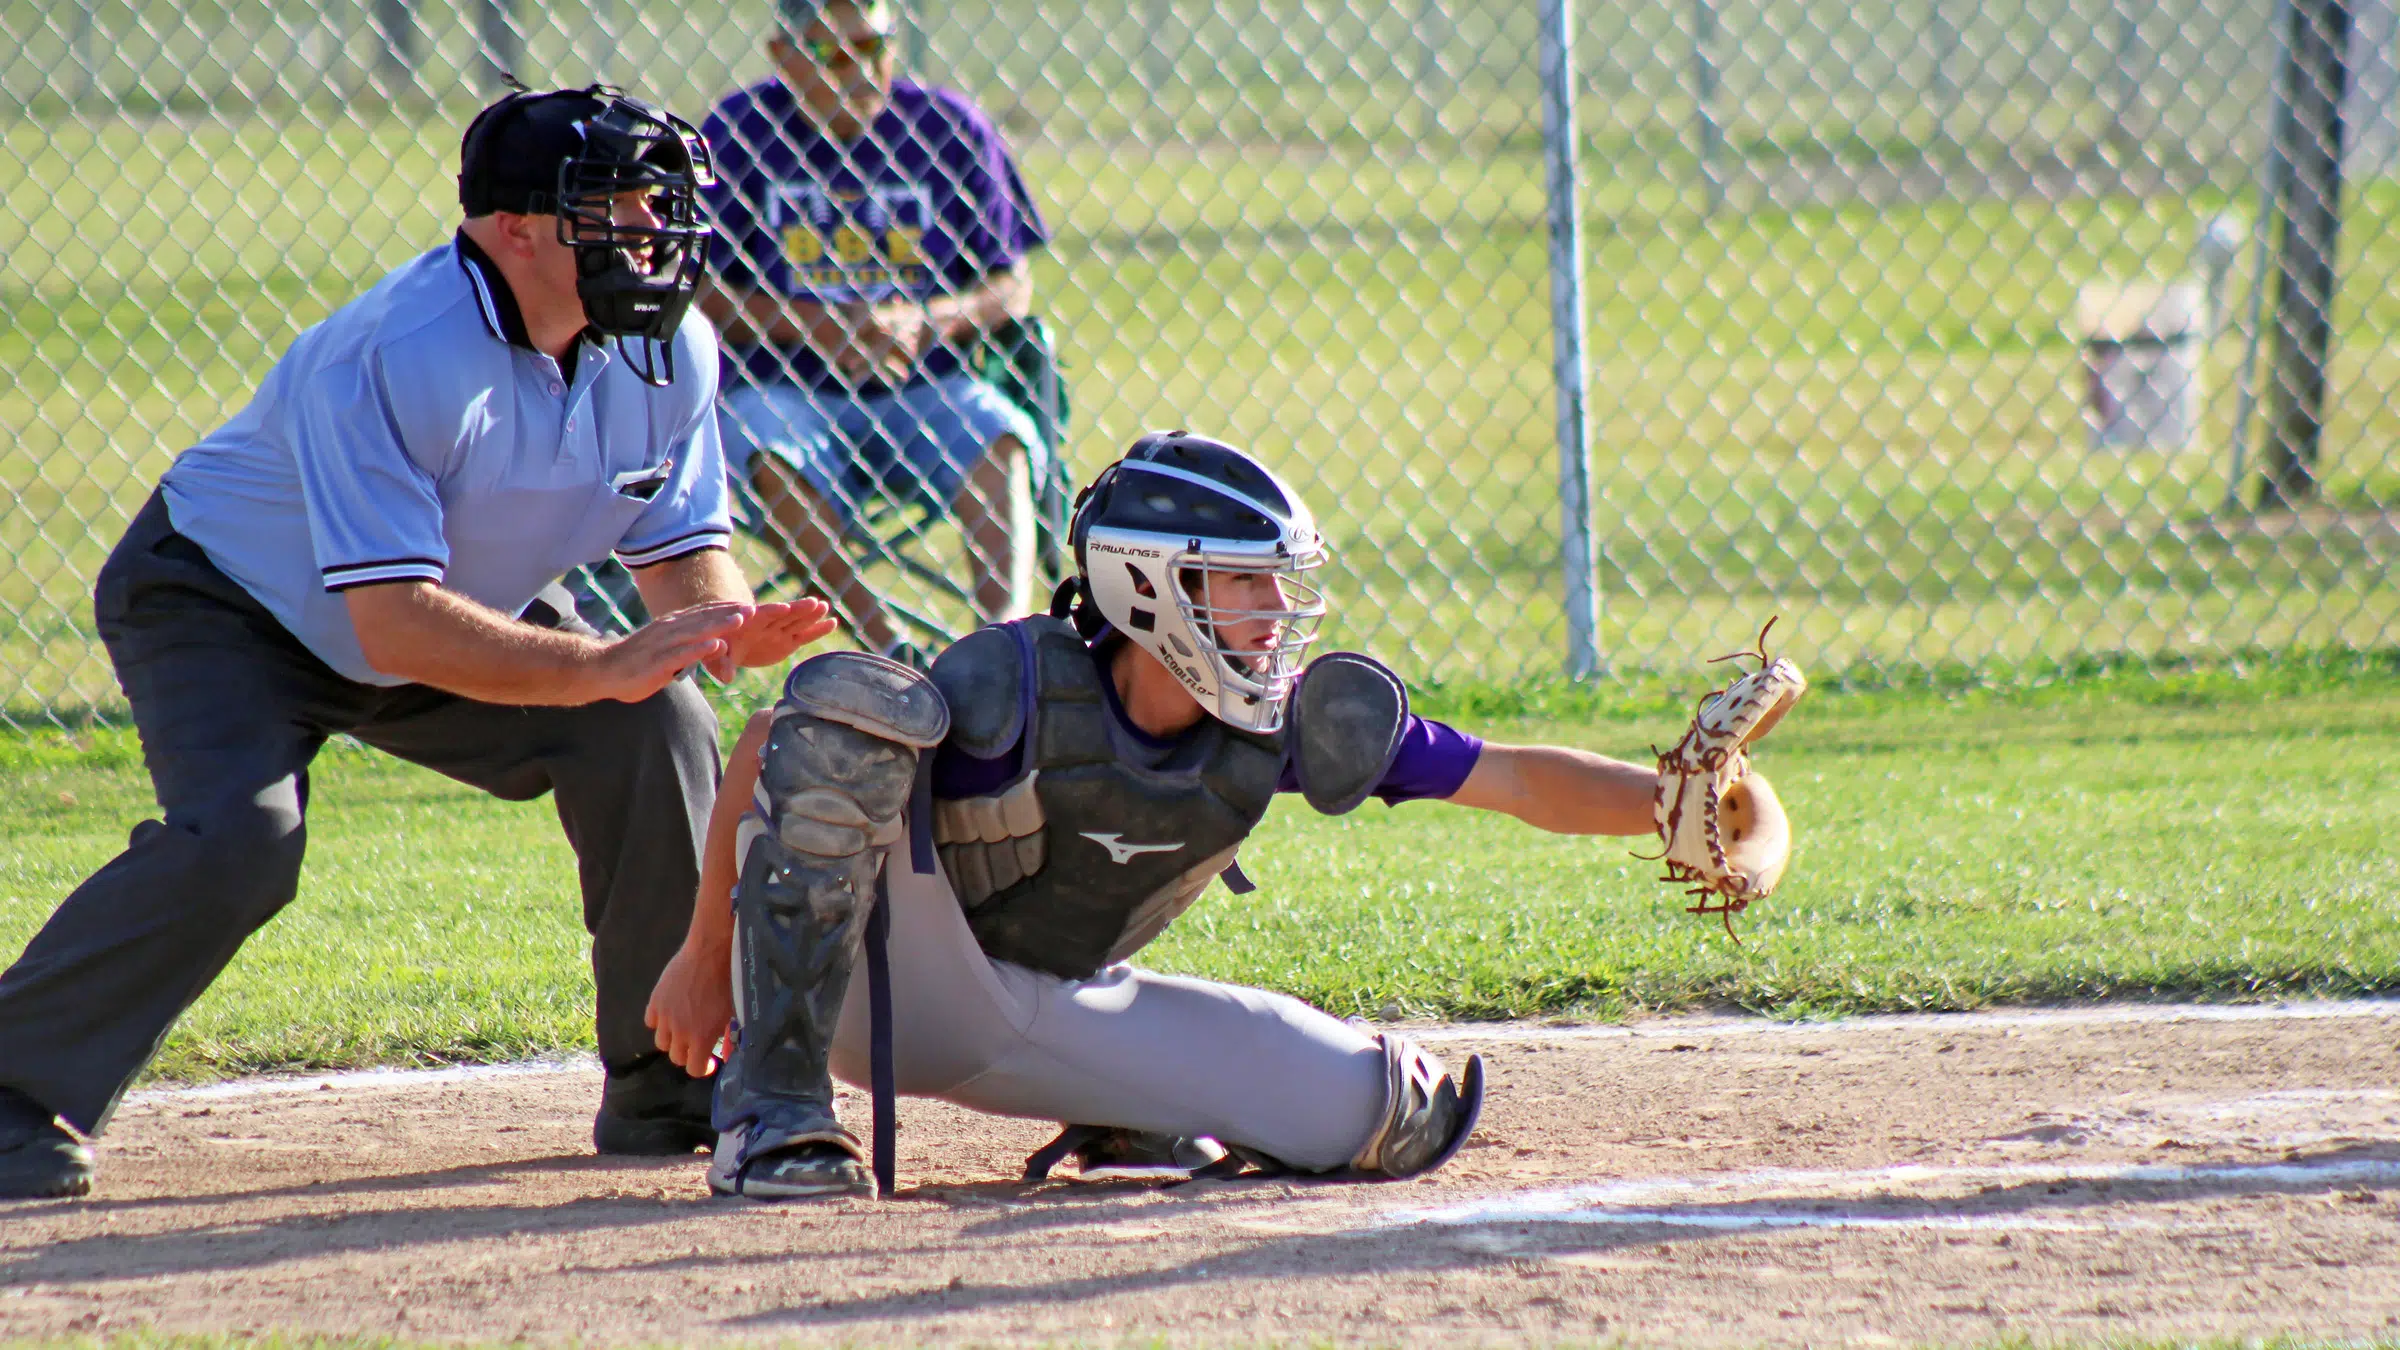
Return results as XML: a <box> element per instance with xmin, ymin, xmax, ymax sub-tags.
<box><xmin>1077</xmin><ymin>1129</ymin><xmax>1230</xmax><ymax>1182</ymax></box>
<box><xmin>1351</xmin><ymin>1037</ymin><xmax>1484</xmax><ymax>1179</ymax></box>
<box><xmin>1025</xmin><ymin>1125</ymin><xmax>1232</xmax><ymax>1182</ymax></box>
<box><xmin>0</xmin><ymin>1088</ymin><xmax>92</xmax><ymax>1201</ymax></box>
<box><xmin>593</xmin><ymin>1056</ymin><xmax>716</xmax><ymax>1156</ymax></box>
<box><xmin>709</xmin><ymin>1135</ymin><xmax>873</xmax><ymax>1201</ymax></box>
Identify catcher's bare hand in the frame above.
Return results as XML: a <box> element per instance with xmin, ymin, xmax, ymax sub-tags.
<box><xmin>646</xmin><ymin>937</ymin><xmax>735</xmax><ymax>1078</ymax></box>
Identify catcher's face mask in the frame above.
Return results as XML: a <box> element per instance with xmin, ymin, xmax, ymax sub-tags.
<box><xmin>1176</xmin><ymin>562</ymin><xmax>1326</xmax><ymax>689</ymax></box>
<box><xmin>1072</xmin><ymin>434</ymin><xmax>1328</xmax><ymax>734</ymax></box>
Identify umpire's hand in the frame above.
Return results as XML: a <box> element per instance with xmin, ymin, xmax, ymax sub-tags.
<box><xmin>346</xmin><ymin>585</ymin><xmax>839</xmax><ymax>707</ymax></box>
<box><xmin>581</xmin><ymin>601</ymin><xmax>752</xmax><ymax>704</ymax></box>
<box><xmin>706</xmin><ymin>598</ymin><xmax>838</xmax><ymax>683</ymax></box>
<box><xmin>591</xmin><ymin>597</ymin><xmax>840</xmax><ymax>699</ymax></box>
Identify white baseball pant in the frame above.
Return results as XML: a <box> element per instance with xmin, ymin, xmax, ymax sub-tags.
<box><xmin>826</xmin><ymin>823</ymin><xmax>1389</xmax><ymax>1170</ymax></box>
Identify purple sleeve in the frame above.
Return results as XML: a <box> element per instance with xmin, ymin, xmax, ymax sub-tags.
<box><xmin>933</xmin><ymin>92</ymin><xmax>1050</xmax><ymax>288</ymax></box>
<box><xmin>1276</xmin><ymin>714</ymin><xmax>1485</xmax><ymax>806</ymax></box>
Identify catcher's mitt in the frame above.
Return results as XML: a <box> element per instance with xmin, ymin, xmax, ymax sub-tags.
<box><xmin>1650</xmin><ymin>621</ymin><xmax>1807</xmax><ymax>939</ymax></box>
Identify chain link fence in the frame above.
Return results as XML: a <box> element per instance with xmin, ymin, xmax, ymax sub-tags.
<box><xmin>5</xmin><ymin>0</ymin><xmax>2398</xmax><ymax>730</ymax></box>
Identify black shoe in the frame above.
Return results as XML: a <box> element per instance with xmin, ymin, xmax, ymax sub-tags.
<box><xmin>0</xmin><ymin>1087</ymin><xmax>92</xmax><ymax>1200</ymax></box>
<box><xmin>593</xmin><ymin>1056</ymin><xmax>716</xmax><ymax>1156</ymax></box>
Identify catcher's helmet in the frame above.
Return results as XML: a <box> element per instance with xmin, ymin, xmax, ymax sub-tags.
<box><xmin>1068</xmin><ymin>432</ymin><xmax>1327</xmax><ymax>733</ymax></box>
<box><xmin>458</xmin><ymin>84</ymin><xmax>716</xmax><ymax>386</ymax></box>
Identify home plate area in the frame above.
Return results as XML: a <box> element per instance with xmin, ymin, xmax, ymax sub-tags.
<box><xmin>3</xmin><ymin>1001</ymin><xmax>2395</xmax><ymax>1346</ymax></box>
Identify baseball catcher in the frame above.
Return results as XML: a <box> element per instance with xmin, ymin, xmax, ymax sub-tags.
<box><xmin>645</xmin><ymin>432</ymin><xmax>1801</xmax><ymax>1199</ymax></box>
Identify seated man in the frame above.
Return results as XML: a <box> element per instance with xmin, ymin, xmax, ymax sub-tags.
<box><xmin>645</xmin><ymin>432</ymin><xmax>1796</xmax><ymax>1199</ymax></box>
<box><xmin>699</xmin><ymin>0</ymin><xmax>1050</xmax><ymax>664</ymax></box>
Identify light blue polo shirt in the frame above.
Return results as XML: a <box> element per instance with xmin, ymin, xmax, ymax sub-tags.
<box><xmin>159</xmin><ymin>233</ymin><xmax>732</xmax><ymax>686</ymax></box>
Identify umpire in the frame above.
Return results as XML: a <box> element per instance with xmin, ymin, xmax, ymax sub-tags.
<box><xmin>0</xmin><ymin>85</ymin><xmax>838</xmax><ymax>1200</ymax></box>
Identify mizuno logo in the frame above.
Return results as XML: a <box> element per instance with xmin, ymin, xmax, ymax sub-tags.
<box><xmin>1080</xmin><ymin>832</ymin><xmax>1185</xmax><ymax>865</ymax></box>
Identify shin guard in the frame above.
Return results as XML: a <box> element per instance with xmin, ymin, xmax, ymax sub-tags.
<box><xmin>715</xmin><ymin>653</ymin><xmax>947</xmax><ymax>1179</ymax></box>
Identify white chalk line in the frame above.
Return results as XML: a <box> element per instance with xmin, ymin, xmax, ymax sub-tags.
<box><xmin>1447</xmin><ymin>1211</ymin><xmax>2119</xmax><ymax>1234</ymax></box>
<box><xmin>125</xmin><ymin>1054</ymin><xmax>599</xmax><ymax>1107</ymax></box>
<box><xmin>122</xmin><ymin>996</ymin><xmax>2400</xmax><ymax>1107</ymax></box>
<box><xmin>1378</xmin><ymin>1156</ymin><xmax>2400</xmax><ymax>1236</ymax></box>
<box><xmin>116</xmin><ymin>1020</ymin><xmax>2400</xmax><ymax>1245</ymax></box>
<box><xmin>1410</xmin><ymin>995</ymin><xmax>2400</xmax><ymax>1045</ymax></box>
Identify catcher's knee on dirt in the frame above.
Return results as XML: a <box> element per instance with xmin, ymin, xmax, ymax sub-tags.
<box><xmin>1348</xmin><ymin>1034</ymin><xmax>1484</xmax><ymax>1179</ymax></box>
<box><xmin>716</xmin><ymin>652</ymin><xmax>948</xmax><ymax>1172</ymax></box>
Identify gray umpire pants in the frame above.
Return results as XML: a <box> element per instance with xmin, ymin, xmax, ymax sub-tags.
<box><xmin>826</xmin><ymin>823</ymin><xmax>1391</xmax><ymax>1171</ymax></box>
<box><xmin>0</xmin><ymin>491</ymin><xmax>721</xmax><ymax>1136</ymax></box>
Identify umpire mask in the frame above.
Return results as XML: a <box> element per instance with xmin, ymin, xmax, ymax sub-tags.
<box><xmin>459</xmin><ymin>85</ymin><xmax>717</xmax><ymax>386</ymax></box>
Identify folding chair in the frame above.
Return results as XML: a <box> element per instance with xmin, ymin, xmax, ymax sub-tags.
<box><xmin>568</xmin><ymin>316</ymin><xmax>1075</xmax><ymax>643</ymax></box>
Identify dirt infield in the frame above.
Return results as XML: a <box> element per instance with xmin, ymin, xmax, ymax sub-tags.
<box><xmin>4</xmin><ymin>1002</ymin><xmax>2398</xmax><ymax>1347</ymax></box>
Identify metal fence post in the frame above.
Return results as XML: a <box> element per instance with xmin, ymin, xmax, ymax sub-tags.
<box><xmin>1928</xmin><ymin>0</ymin><xmax>1961</xmax><ymax>139</ymax></box>
<box><xmin>1416</xmin><ymin>0</ymin><xmax>1450</xmax><ymax>121</ymax></box>
<box><xmin>904</xmin><ymin>0</ymin><xmax>933</xmax><ymax>75</ymax></box>
<box><xmin>475</xmin><ymin>0</ymin><xmax>526</xmax><ymax>90</ymax></box>
<box><xmin>1540</xmin><ymin>0</ymin><xmax>1600</xmax><ymax>680</ymax></box>
<box><xmin>2260</xmin><ymin>0</ymin><xmax>2353</xmax><ymax>508</ymax></box>
<box><xmin>2106</xmin><ymin>0</ymin><xmax>2147</xmax><ymax>150</ymax></box>
<box><xmin>1691</xmin><ymin>0</ymin><xmax>1725</xmax><ymax>214</ymax></box>
<box><xmin>1145</xmin><ymin>0</ymin><xmax>1176</xmax><ymax>94</ymax></box>
<box><xmin>68</xmin><ymin>0</ymin><xmax>100</xmax><ymax>104</ymax></box>
<box><xmin>371</xmin><ymin>0</ymin><xmax>423</xmax><ymax>94</ymax></box>
<box><xmin>11</xmin><ymin>0</ymin><xmax>2400</xmax><ymax>726</ymax></box>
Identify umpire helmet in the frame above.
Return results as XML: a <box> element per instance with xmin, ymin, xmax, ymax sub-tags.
<box><xmin>458</xmin><ymin>84</ymin><xmax>716</xmax><ymax>385</ymax></box>
<box><xmin>1068</xmin><ymin>433</ymin><xmax>1328</xmax><ymax>733</ymax></box>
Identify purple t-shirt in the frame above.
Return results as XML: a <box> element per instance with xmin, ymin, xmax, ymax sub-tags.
<box><xmin>930</xmin><ymin>638</ymin><xmax>1484</xmax><ymax>806</ymax></box>
<box><xmin>698</xmin><ymin>77</ymin><xmax>1050</xmax><ymax>392</ymax></box>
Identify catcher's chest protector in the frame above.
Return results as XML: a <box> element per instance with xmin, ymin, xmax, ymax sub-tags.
<box><xmin>930</xmin><ymin>617</ymin><xmax>1284</xmax><ymax>980</ymax></box>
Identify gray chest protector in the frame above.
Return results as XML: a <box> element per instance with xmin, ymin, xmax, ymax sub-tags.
<box><xmin>929</xmin><ymin>617</ymin><xmax>1410</xmax><ymax>982</ymax></box>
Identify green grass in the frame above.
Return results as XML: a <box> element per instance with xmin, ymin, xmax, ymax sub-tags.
<box><xmin>7</xmin><ymin>98</ymin><xmax>2400</xmax><ymax>725</ymax></box>
<box><xmin>3</xmin><ymin>659</ymin><xmax>2393</xmax><ymax>1084</ymax></box>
